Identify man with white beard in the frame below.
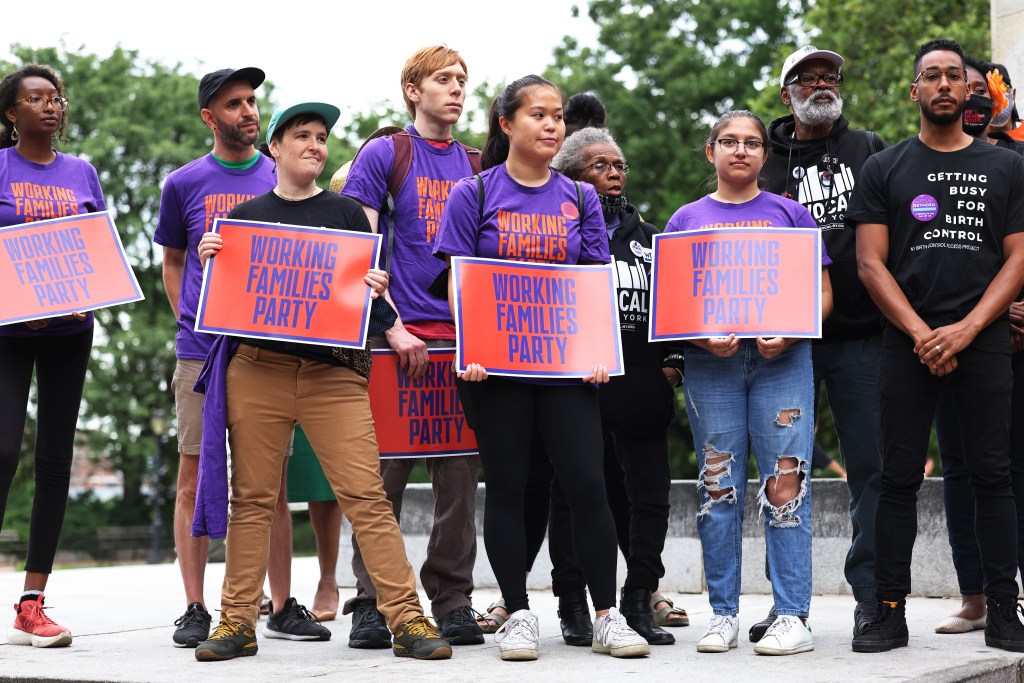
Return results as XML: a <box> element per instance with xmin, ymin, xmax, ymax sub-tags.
<box><xmin>757</xmin><ymin>46</ymin><xmax>888</xmax><ymax>641</ymax></box>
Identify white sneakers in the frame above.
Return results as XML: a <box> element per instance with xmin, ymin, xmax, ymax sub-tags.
<box><xmin>495</xmin><ymin>609</ymin><xmax>540</xmax><ymax>661</ymax></box>
<box><xmin>697</xmin><ymin>614</ymin><xmax>739</xmax><ymax>652</ymax></box>
<box><xmin>592</xmin><ymin>607</ymin><xmax>650</xmax><ymax>657</ymax></box>
<box><xmin>494</xmin><ymin>606</ymin><xmax>650</xmax><ymax>661</ymax></box>
<box><xmin>698</xmin><ymin>614</ymin><xmax>813</xmax><ymax>655</ymax></box>
<box><xmin>753</xmin><ymin>615</ymin><xmax>814</xmax><ymax>655</ymax></box>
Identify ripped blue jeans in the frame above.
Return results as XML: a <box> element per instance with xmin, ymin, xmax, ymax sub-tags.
<box><xmin>684</xmin><ymin>339</ymin><xmax>813</xmax><ymax>617</ymax></box>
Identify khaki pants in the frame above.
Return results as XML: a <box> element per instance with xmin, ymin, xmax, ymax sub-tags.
<box><xmin>221</xmin><ymin>344</ymin><xmax>421</xmax><ymax>629</ymax></box>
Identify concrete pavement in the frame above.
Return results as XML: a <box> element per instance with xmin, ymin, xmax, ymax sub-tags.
<box><xmin>0</xmin><ymin>558</ymin><xmax>1022</xmax><ymax>682</ymax></box>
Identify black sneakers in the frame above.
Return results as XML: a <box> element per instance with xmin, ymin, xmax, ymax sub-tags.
<box><xmin>263</xmin><ymin>597</ymin><xmax>331</xmax><ymax>641</ymax></box>
<box><xmin>854</xmin><ymin>600</ymin><xmax>877</xmax><ymax>636</ymax></box>
<box><xmin>348</xmin><ymin>600</ymin><xmax>392</xmax><ymax>649</ymax></box>
<box><xmin>173</xmin><ymin>602</ymin><xmax>212</xmax><ymax>648</ymax></box>
<box><xmin>749</xmin><ymin>606</ymin><xmax>777</xmax><ymax>643</ymax></box>
<box><xmin>437</xmin><ymin>605</ymin><xmax>485</xmax><ymax>645</ymax></box>
<box><xmin>851</xmin><ymin>600</ymin><xmax>908</xmax><ymax>653</ymax></box>
<box><xmin>984</xmin><ymin>596</ymin><xmax>1024</xmax><ymax>652</ymax></box>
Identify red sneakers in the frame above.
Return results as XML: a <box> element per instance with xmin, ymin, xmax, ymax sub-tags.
<box><xmin>9</xmin><ymin>595</ymin><xmax>72</xmax><ymax>648</ymax></box>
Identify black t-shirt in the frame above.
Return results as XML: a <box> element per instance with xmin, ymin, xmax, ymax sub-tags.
<box><xmin>227</xmin><ymin>189</ymin><xmax>374</xmax><ymax>375</ymax></box>
<box><xmin>847</xmin><ymin>136</ymin><xmax>1024</xmax><ymax>346</ymax></box>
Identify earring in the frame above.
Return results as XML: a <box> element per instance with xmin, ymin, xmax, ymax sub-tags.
<box><xmin>9</xmin><ymin>125</ymin><xmax>17</xmax><ymax>142</ymax></box>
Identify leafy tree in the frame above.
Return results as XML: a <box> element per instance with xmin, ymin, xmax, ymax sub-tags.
<box><xmin>546</xmin><ymin>0</ymin><xmax>796</xmax><ymax>229</ymax></box>
<box><xmin>1</xmin><ymin>46</ymin><xmax>292</xmax><ymax>526</ymax></box>
<box><xmin>751</xmin><ymin>0</ymin><xmax>990</xmax><ymax>147</ymax></box>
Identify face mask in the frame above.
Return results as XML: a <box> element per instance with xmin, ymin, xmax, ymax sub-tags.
<box><xmin>598</xmin><ymin>192</ymin><xmax>629</xmax><ymax>217</ymax></box>
<box><xmin>992</xmin><ymin>93</ymin><xmax>1016</xmax><ymax>127</ymax></box>
<box><xmin>962</xmin><ymin>95</ymin><xmax>993</xmax><ymax>136</ymax></box>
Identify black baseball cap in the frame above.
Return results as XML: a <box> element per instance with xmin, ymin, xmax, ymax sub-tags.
<box><xmin>198</xmin><ymin>67</ymin><xmax>265</xmax><ymax>109</ymax></box>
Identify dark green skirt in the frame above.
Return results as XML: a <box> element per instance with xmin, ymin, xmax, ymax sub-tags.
<box><xmin>286</xmin><ymin>426</ymin><xmax>337</xmax><ymax>503</ymax></box>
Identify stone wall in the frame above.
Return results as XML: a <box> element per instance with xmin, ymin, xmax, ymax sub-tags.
<box><xmin>337</xmin><ymin>478</ymin><xmax>962</xmax><ymax>597</ymax></box>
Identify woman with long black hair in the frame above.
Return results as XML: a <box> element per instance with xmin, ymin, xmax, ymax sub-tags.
<box><xmin>433</xmin><ymin>75</ymin><xmax>648</xmax><ymax>662</ymax></box>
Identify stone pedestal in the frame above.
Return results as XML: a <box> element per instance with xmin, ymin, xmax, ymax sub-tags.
<box><xmin>992</xmin><ymin>0</ymin><xmax>1024</xmax><ymax>85</ymax></box>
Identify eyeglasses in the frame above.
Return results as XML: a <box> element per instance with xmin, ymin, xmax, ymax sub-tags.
<box><xmin>712</xmin><ymin>139</ymin><xmax>764</xmax><ymax>154</ymax></box>
<box><xmin>15</xmin><ymin>95</ymin><xmax>69</xmax><ymax>111</ymax></box>
<box><xmin>581</xmin><ymin>161</ymin><xmax>629</xmax><ymax>174</ymax></box>
<box><xmin>786</xmin><ymin>72</ymin><xmax>844</xmax><ymax>88</ymax></box>
<box><xmin>913</xmin><ymin>69</ymin><xmax>966</xmax><ymax>86</ymax></box>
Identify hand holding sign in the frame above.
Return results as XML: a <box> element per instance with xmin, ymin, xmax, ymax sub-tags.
<box><xmin>451</xmin><ymin>257</ymin><xmax>623</xmax><ymax>379</ymax></box>
<box><xmin>195</xmin><ymin>219</ymin><xmax>382</xmax><ymax>348</ymax></box>
<box><xmin>649</xmin><ymin>227</ymin><xmax>822</xmax><ymax>341</ymax></box>
<box><xmin>0</xmin><ymin>212</ymin><xmax>143</xmax><ymax>326</ymax></box>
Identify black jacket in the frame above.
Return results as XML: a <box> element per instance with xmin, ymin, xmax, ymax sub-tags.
<box><xmin>599</xmin><ymin>204</ymin><xmax>680</xmax><ymax>434</ymax></box>
<box><xmin>763</xmin><ymin>114</ymin><xmax>886</xmax><ymax>342</ymax></box>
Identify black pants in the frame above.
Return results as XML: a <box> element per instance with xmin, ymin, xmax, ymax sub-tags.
<box><xmin>459</xmin><ymin>377</ymin><xmax>617</xmax><ymax>613</ymax></box>
<box><xmin>549</xmin><ymin>431</ymin><xmax>668</xmax><ymax>595</ymax></box>
<box><xmin>875</xmin><ymin>326</ymin><xmax>1017</xmax><ymax>601</ymax></box>
<box><xmin>934</xmin><ymin>347</ymin><xmax>1024</xmax><ymax>596</ymax></box>
<box><xmin>0</xmin><ymin>328</ymin><xmax>93</xmax><ymax>574</ymax></box>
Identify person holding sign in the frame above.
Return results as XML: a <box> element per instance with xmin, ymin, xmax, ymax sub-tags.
<box><xmin>153</xmin><ymin>66</ymin><xmax>304</xmax><ymax>649</ymax></box>
<box><xmin>0</xmin><ymin>64</ymin><xmax>106</xmax><ymax>648</ymax></box>
<box><xmin>433</xmin><ymin>75</ymin><xmax>649</xmax><ymax>662</ymax></box>
<box><xmin>547</xmin><ymin>124</ymin><xmax>685</xmax><ymax>646</ymax></box>
<box><xmin>192</xmin><ymin>102</ymin><xmax>451</xmax><ymax>663</ymax></box>
<box><xmin>849</xmin><ymin>40</ymin><xmax>1024</xmax><ymax>654</ymax></box>
<box><xmin>665</xmin><ymin>110</ymin><xmax>832</xmax><ymax>656</ymax></box>
<box><xmin>339</xmin><ymin>46</ymin><xmax>484</xmax><ymax>649</ymax></box>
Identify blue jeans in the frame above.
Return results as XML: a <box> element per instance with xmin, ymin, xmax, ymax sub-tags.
<box><xmin>813</xmin><ymin>336</ymin><xmax>883</xmax><ymax>602</ymax></box>
<box><xmin>684</xmin><ymin>339</ymin><xmax>814</xmax><ymax>617</ymax></box>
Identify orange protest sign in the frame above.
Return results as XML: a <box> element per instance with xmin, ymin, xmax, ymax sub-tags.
<box><xmin>0</xmin><ymin>212</ymin><xmax>143</xmax><ymax>325</ymax></box>
<box><xmin>195</xmin><ymin>219</ymin><xmax>381</xmax><ymax>348</ymax></box>
<box><xmin>451</xmin><ymin>257</ymin><xmax>624</xmax><ymax>378</ymax></box>
<box><xmin>369</xmin><ymin>349</ymin><xmax>478</xmax><ymax>458</ymax></box>
<box><xmin>649</xmin><ymin>227</ymin><xmax>822</xmax><ymax>340</ymax></box>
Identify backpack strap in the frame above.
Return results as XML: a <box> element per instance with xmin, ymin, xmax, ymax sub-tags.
<box><xmin>575</xmin><ymin>180</ymin><xmax>584</xmax><ymax>221</ymax></box>
<box><xmin>474</xmin><ymin>174</ymin><xmax>485</xmax><ymax>221</ymax></box>
<box><xmin>379</xmin><ymin>132</ymin><xmax>415</xmax><ymax>275</ymax></box>
<box><xmin>462</xmin><ymin>143</ymin><xmax>483</xmax><ymax>175</ymax></box>
<box><xmin>865</xmin><ymin>130</ymin><xmax>882</xmax><ymax>154</ymax></box>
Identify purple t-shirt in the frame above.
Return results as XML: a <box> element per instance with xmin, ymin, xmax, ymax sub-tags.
<box><xmin>342</xmin><ymin>126</ymin><xmax>475</xmax><ymax>325</ymax></box>
<box><xmin>665</xmin><ymin>191</ymin><xmax>832</xmax><ymax>266</ymax></box>
<box><xmin>0</xmin><ymin>147</ymin><xmax>106</xmax><ymax>337</ymax></box>
<box><xmin>433</xmin><ymin>164</ymin><xmax>609</xmax><ymax>386</ymax></box>
<box><xmin>433</xmin><ymin>164</ymin><xmax>609</xmax><ymax>265</ymax></box>
<box><xmin>153</xmin><ymin>154</ymin><xmax>276</xmax><ymax>359</ymax></box>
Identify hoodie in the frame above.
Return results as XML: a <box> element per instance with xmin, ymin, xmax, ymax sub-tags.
<box><xmin>763</xmin><ymin>114</ymin><xmax>886</xmax><ymax>342</ymax></box>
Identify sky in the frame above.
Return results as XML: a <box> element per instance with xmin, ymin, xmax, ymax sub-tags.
<box><xmin>1</xmin><ymin>0</ymin><xmax>598</xmax><ymax>131</ymax></box>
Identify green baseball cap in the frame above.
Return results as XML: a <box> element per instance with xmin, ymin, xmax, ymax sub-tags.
<box><xmin>266</xmin><ymin>102</ymin><xmax>340</xmax><ymax>142</ymax></box>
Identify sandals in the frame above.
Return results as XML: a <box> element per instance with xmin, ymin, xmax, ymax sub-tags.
<box><xmin>651</xmin><ymin>592</ymin><xmax>689</xmax><ymax>627</ymax></box>
<box><xmin>258</xmin><ymin>592</ymin><xmax>272</xmax><ymax>617</ymax></box>
<box><xmin>475</xmin><ymin>599</ymin><xmax>508</xmax><ymax>634</ymax></box>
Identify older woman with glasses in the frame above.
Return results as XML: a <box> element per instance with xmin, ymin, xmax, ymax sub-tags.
<box><xmin>545</xmin><ymin>126</ymin><xmax>687</xmax><ymax>645</ymax></box>
<box><xmin>0</xmin><ymin>64</ymin><xmax>106</xmax><ymax>648</ymax></box>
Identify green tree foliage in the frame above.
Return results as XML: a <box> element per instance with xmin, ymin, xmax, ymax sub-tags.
<box><xmin>751</xmin><ymin>0</ymin><xmax>990</xmax><ymax>147</ymax></box>
<box><xmin>546</xmin><ymin>0</ymin><xmax>796</xmax><ymax>229</ymax></box>
<box><xmin>1</xmin><ymin>45</ymin><xmax>218</xmax><ymax>520</ymax></box>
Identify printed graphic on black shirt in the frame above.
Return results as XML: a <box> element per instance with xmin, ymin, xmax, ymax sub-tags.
<box><xmin>908</xmin><ymin>172</ymin><xmax>986</xmax><ymax>254</ymax></box>
<box><xmin>793</xmin><ymin>154</ymin><xmax>856</xmax><ymax>232</ymax></box>
<box><xmin>613</xmin><ymin>250</ymin><xmax>650</xmax><ymax>332</ymax></box>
